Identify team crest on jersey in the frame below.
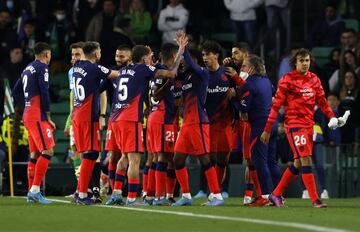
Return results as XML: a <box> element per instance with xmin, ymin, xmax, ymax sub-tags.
<box><xmin>147</xmin><ymin>65</ymin><xmax>156</xmax><ymax>71</ymax></box>
<box><xmin>221</xmin><ymin>74</ymin><xmax>228</xmax><ymax>81</ymax></box>
<box><xmin>98</xmin><ymin>65</ymin><xmax>109</xmax><ymax>74</ymax></box>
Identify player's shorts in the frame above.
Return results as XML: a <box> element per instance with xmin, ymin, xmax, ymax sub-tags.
<box><xmin>105</xmin><ymin>119</ymin><xmax>121</xmax><ymax>153</ymax></box>
<box><xmin>24</xmin><ymin>121</ymin><xmax>55</xmax><ymax>153</ymax></box>
<box><xmin>286</xmin><ymin>127</ymin><xmax>313</xmax><ymax>159</ymax></box>
<box><xmin>209</xmin><ymin>123</ymin><xmax>232</xmax><ymax>153</ymax></box>
<box><xmin>112</xmin><ymin>120</ymin><xmax>144</xmax><ymax>153</ymax></box>
<box><xmin>174</xmin><ymin>123</ymin><xmax>209</xmax><ymax>155</ymax></box>
<box><xmin>240</xmin><ymin>121</ymin><xmax>251</xmax><ymax>160</ymax></box>
<box><xmin>72</xmin><ymin>120</ymin><xmax>101</xmax><ymax>153</ymax></box>
<box><xmin>149</xmin><ymin>123</ymin><xmax>175</xmax><ymax>153</ymax></box>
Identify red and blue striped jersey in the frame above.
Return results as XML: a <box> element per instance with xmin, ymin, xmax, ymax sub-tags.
<box><xmin>205</xmin><ymin>66</ymin><xmax>234</xmax><ymax>126</ymax></box>
<box><xmin>111</xmin><ymin>63</ymin><xmax>155</xmax><ymax>122</ymax></box>
<box><xmin>72</xmin><ymin>60</ymin><xmax>111</xmax><ymax>122</ymax></box>
<box><xmin>13</xmin><ymin>60</ymin><xmax>51</xmax><ymax>122</ymax></box>
<box><xmin>179</xmin><ymin>48</ymin><xmax>209</xmax><ymax>125</ymax></box>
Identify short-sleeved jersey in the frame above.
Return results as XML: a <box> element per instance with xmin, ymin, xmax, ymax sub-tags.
<box><xmin>179</xmin><ymin>48</ymin><xmax>209</xmax><ymax>125</ymax></box>
<box><xmin>17</xmin><ymin>60</ymin><xmax>51</xmax><ymax>122</ymax></box>
<box><xmin>238</xmin><ymin>74</ymin><xmax>273</xmax><ymax>129</ymax></box>
<box><xmin>72</xmin><ymin>60</ymin><xmax>111</xmax><ymax>122</ymax></box>
<box><xmin>111</xmin><ymin>63</ymin><xmax>155</xmax><ymax>122</ymax></box>
<box><xmin>149</xmin><ymin>64</ymin><xmax>175</xmax><ymax>124</ymax></box>
<box><xmin>264</xmin><ymin>70</ymin><xmax>335</xmax><ymax>133</ymax></box>
<box><xmin>205</xmin><ymin>66</ymin><xmax>234</xmax><ymax>125</ymax></box>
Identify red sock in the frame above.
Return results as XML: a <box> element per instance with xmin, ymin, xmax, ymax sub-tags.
<box><xmin>166</xmin><ymin>169</ymin><xmax>176</xmax><ymax>196</ymax></box>
<box><xmin>114</xmin><ymin>170</ymin><xmax>126</xmax><ymax>191</ymax></box>
<box><xmin>155</xmin><ymin>162</ymin><xmax>167</xmax><ymax>198</ymax></box>
<box><xmin>142</xmin><ymin>165</ymin><xmax>150</xmax><ymax>194</ymax></box>
<box><xmin>78</xmin><ymin>159</ymin><xmax>96</xmax><ymax>193</ymax></box>
<box><xmin>32</xmin><ymin>155</ymin><xmax>51</xmax><ymax>186</ymax></box>
<box><xmin>108</xmin><ymin>161</ymin><xmax>116</xmax><ymax>189</ymax></box>
<box><xmin>245</xmin><ymin>183</ymin><xmax>254</xmax><ymax>197</ymax></box>
<box><xmin>147</xmin><ymin>163</ymin><xmax>156</xmax><ymax>197</ymax></box>
<box><xmin>27</xmin><ymin>159</ymin><xmax>37</xmax><ymax>190</ymax></box>
<box><xmin>128</xmin><ymin>178</ymin><xmax>139</xmax><ymax>199</ymax></box>
<box><xmin>249</xmin><ymin>169</ymin><xmax>262</xmax><ymax>196</ymax></box>
<box><xmin>273</xmin><ymin>166</ymin><xmax>299</xmax><ymax>196</ymax></box>
<box><xmin>175</xmin><ymin>167</ymin><xmax>190</xmax><ymax>193</ymax></box>
<box><xmin>205</xmin><ymin>166</ymin><xmax>220</xmax><ymax>194</ymax></box>
<box><xmin>302</xmin><ymin>173</ymin><xmax>319</xmax><ymax>202</ymax></box>
<box><xmin>215</xmin><ymin>165</ymin><xmax>225</xmax><ymax>185</ymax></box>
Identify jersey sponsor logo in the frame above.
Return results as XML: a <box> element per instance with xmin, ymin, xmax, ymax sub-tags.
<box><xmin>44</xmin><ymin>72</ymin><xmax>49</xmax><ymax>82</ymax></box>
<box><xmin>207</xmin><ymin>86</ymin><xmax>229</xmax><ymax>93</ymax></box>
<box><xmin>98</xmin><ymin>65</ymin><xmax>110</xmax><ymax>74</ymax></box>
<box><xmin>182</xmin><ymin>83</ymin><xmax>192</xmax><ymax>91</ymax></box>
<box><xmin>120</xmin><ymin>69</ymin><xmax>135</xmax><ymax>76</ymax></box>
<box><xmin>114</xmin><ymin>102</ymin><xmax>130</xmax><ymax>109</ymax></box>
<box><xmin>300</xmin><ymin>88</ymin><xmax>313</xmax><ymax>97</ymax></box>
<box><xmin>73</xmin><ymin>67</ymin><xmax>88</xmax><ymax>76</ymax></box>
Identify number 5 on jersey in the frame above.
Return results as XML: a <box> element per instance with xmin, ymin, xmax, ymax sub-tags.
<box><xmin>118</xmin><ymin>78</ymin><xmax>129</xmax><ymax>101</ymax></box>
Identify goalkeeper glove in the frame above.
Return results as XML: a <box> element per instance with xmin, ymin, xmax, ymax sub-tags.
<box><xmin>328</xmin><ymin>117</ymin><xmax>338</xmax><ymax>130</ymax></box>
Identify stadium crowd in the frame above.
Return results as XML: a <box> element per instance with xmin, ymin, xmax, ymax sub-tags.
<box><xmin>0</xmin><ymin>0</ymin><xmax>359</xmax><ymax>207</ymax></box>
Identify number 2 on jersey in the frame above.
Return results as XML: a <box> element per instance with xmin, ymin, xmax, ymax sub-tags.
<box><xmin>118</xmin><ymin>78</ymin><xmax>129</xmax><ymax>101</ymax></box>
<box><xmin>22</xmin><ymin>75</ymin><xmax>28</xmax><ymax>97</ymax></box>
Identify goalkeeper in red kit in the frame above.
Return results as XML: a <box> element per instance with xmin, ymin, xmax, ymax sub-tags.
<box><xmin>260</xmin><ymin>48</ymin><xmax>349</xmax><ymax>208</ymax></box>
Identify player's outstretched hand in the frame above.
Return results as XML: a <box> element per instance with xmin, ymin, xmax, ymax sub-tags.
<box><xmin>99</xmin><ymin>116</ymin><xmax>106</xmax><ymax>130</ymax></box>
<box><xmin>328</xmin><ymin>117</ymin><xmax>339</xmax><ymax>130</ymax></box>
<box><xmin>337</xmin><ymin>110</ymin><xmax>350</xmax><ymax>127</ymax></box>
<box><xmin>260</xmin><ymin>131</ymin><xmax>270</xmax><ymax>144</ymax></box>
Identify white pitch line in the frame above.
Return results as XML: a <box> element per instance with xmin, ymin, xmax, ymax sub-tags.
<box><xmin>36</xmin><ymin>198</ymin><xmax>348</xmax><ymax>232</ymax></box>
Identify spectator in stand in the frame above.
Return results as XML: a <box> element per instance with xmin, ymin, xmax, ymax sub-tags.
<box><xmin>124</xmin><ymin>0</ymin><xmax>152</xmax><ymax>44</ymax></box>
<box><xmin>265</xmin><ymin>0</ymin><xmax>289</xmax><ymax>54</ymax></box>
<box><xmin>329</xmin><ymin>50</ymin><xmax>360</xmax><ymax>92</ymax></box>
<box><xmin>322</xmin><ymin>48</ymin><xmax>341</xmax><ymax>92</ymax></box>
<box><xmin>45</xmin><ymin>5</ymin><xmax>76</xmax><ymax>73</ymax></box>
<box><xmin>307</xmin><ymin>3</ymin><xmax>345</xmax><ymax>48</ymax></box>
<box><xmin>338</xmin><ymin>70</ymin><xmax>360</xmax><ymax>144</ymax></box>
<box><xmin>340</xmin><ymin>29</ymin><xmax>360</xmax><ymax>60</ymax></box>
<box><xmin>72</xmin><ymin>0</ymin><xmax>102</xmax><ymax>40</ymax></box>
<box><xmin>157</xmin><ymin>0</ymin><xmax>189</xmax><ymax>45</ymax></box>
<box><xmin>0</xmin><ymin>8</ymin><xmax>17</xmax><ymax>64</ymax></box>
<box><xmin>86</xmin><ymin>0</ymin><xmax>120</xmax><ymax>42</ymax></box>
<box><xmin>19</xmin><ymin>19</ymin><xmax>37</xmax><ymax>62</ymax></box>
<box><xmin>223</xmin><ymin>0</ymin><xmax>263</xmax><ymax>49</ymax></box>
<box><xmin>324</xmin><ymin>92</ymin><xmax>342</xmax><ymax>147</ymax></box>
<box><xmin>277</xmin><ymin>46</ymin><xmax>300</xmax><ymax>84</ymax></box>
<box><xmin>1</xmin><ymin>45</ymin><xmax>27</xmax><ymax>89</ymax></box>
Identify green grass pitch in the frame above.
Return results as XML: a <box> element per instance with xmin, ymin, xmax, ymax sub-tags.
<box><xmin>0</xmin><ymin>197</ymin><xmax>359</xmax><ymax>232</ymax></box>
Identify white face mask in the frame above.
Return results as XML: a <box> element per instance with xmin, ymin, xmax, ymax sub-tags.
<box><xmin>239</xmin><ymin>71</ymin><xmax>249</xmax><ymax>80</ymax></box>
<box><xmin>56</xmin><ymin>14</ymin><xmax>66</xmax><ymax>21</ymax></box>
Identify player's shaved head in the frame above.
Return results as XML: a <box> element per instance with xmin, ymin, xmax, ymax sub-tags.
<box><xmin>83</xmin><ymin>41</ymin><xmax>101</xmax><ymax>57</ymax></box>
<box><xmin>34</xmin><ymin>42</ymin><xmax>51</xmax><ymax>55</ymax></box>
<box><xmin>160</xmin><ymin>43</ymin><xmax>178</xmax><ymax>63</ymax></box>
<box><xmin>132</xmin><ymin>45</ymin><xmax>151</xmax><ymax>63</ymax></box>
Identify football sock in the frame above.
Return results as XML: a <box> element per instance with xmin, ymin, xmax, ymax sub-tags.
<box><xmin>166</xmin><ymin>168</ymin><xmax>176</xmax><ymax>197</ymax></box>
<box><xmin>301</xmin><ymin>166</ymin><xmax>320</xmax><ymax>202</ymax></box>
<box><xmin>27</xmin><ymin>158</ymin><xmax>37</xmax><ymax>191</ymax></box>
<box><xmin>273</xmin><ymin>164</ymin><xmax>299</xmax><ymax>196</ymax></box>
<box><xmin>147</xmin><ymin>162</ymin><xmax>156</xmax><ymax>197</ymax></box>
<box><xmin>203</xmin><ymin>162</ymin><xmax>221</xmax><ymax>194</ymax></box>
<box><xmin>155</xmin><ymin>161</ymin><xmax>167</xmax><ymax>198</ymax></box>
<box><xmin>128</xmin><ymin>178</ymin><xmax>139</xmax><ymax>199</ymax></box>
<box><xmin>114</xmin><ymin>170</ymin><xmax>126</xmax><ymax>192</ymax></box>
<box><xmin>108</xmin><ymin>161</ymin><xmax>116</xmax><ymax>190</ymax></box>
<box><xmin>142</xmin><ymin>165</ymin><xmax>150</xmax><ymax>195</ymax></box>
<box><xmin>249</xmin><ymin>165</ymin><xmax>262</xmax><ymax>196</ymax></box>
<box><xmin>31</xmin><ymin>154</ymin><xmax>51</xmax><ymax>192</ymax></box>
<box><xmin>175</xmin><ymin>165</ymin><xmax>190</xmax><ymax>194</ymax></box>
<box><xmin>245</xmin><ymin>183</ymin><xmax>254</xmax><ymax>197</ymax></box>
<box><xmin>78</xmin><ymin>152</ymin><xmax>98</xmax><ymax>197</ymax></box>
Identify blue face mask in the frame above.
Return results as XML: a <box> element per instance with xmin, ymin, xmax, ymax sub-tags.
<box><xmin>6</xmin><ymin>0</ymin><xmax>14</xmax><ymax>10</ymax></box>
